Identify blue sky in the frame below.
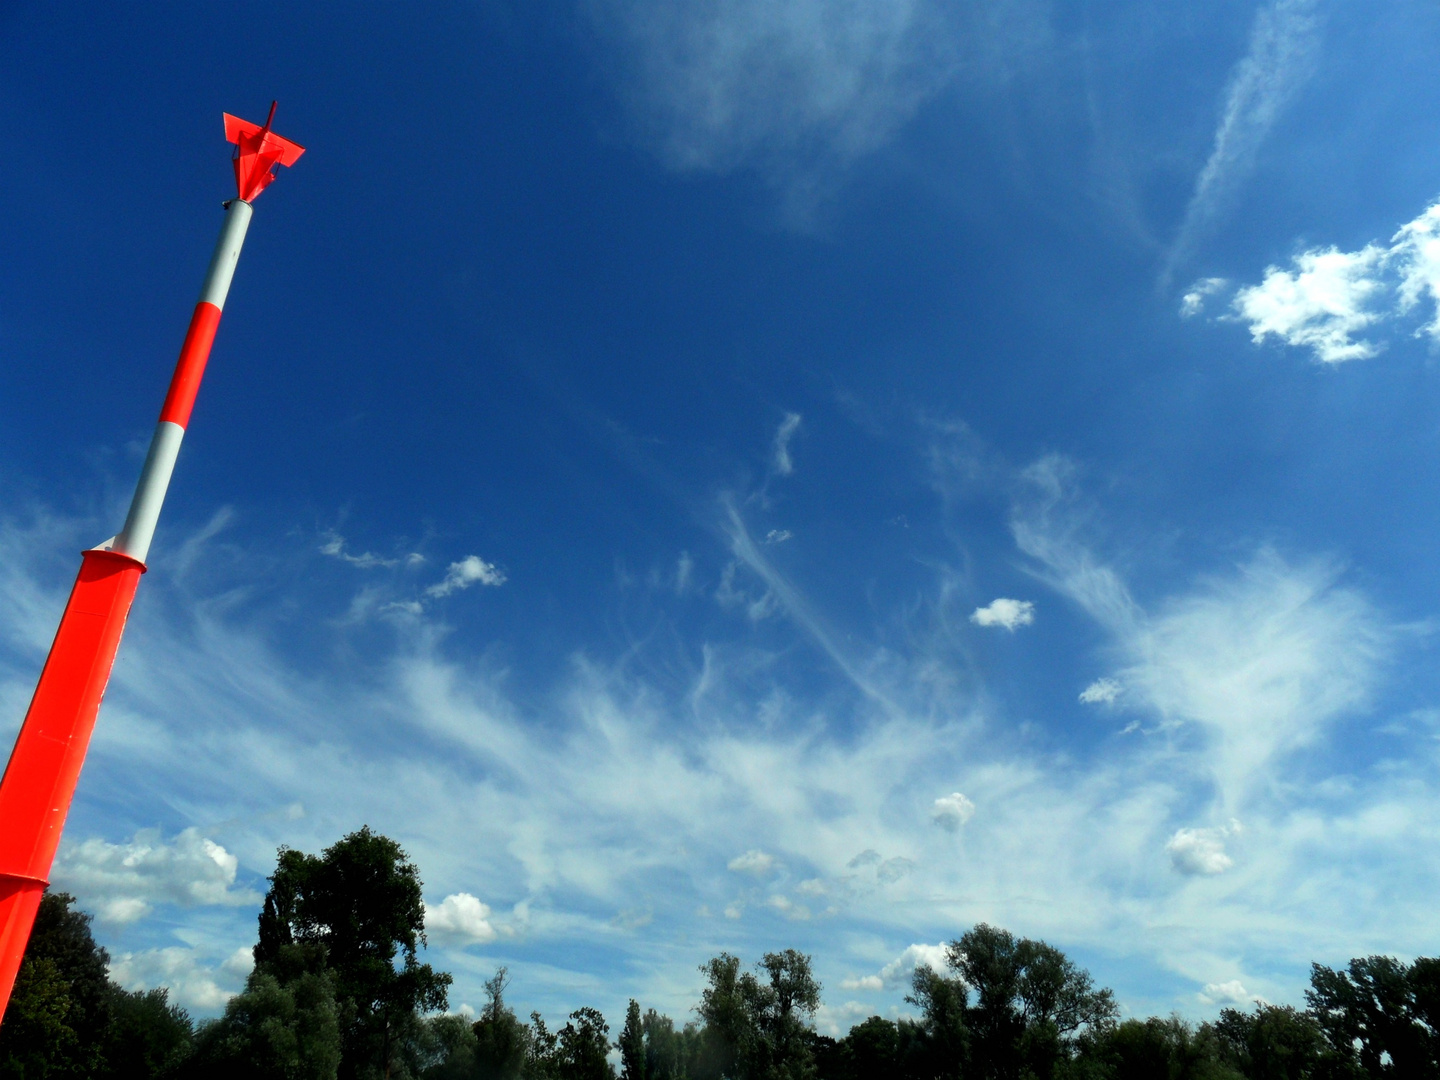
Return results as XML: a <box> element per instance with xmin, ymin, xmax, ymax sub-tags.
<box><xmin>3</xmin><ymin>0</ymin><xmax>1440</xmax><ymax>1032</ymax></box>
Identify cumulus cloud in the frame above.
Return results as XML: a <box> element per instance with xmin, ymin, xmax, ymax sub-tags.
<box><xmin>773</xmin><ymin>413</ymin><xmax>802</xmax><ymax>476</ymax></box>
<box><xmin>728</xmin><ymin>849</ymin><xmax>778</xmax><ymax>876</ymax></box>
<box><xmin>930</xmin><ymin>792</ymin><xmax>975</xmax><ymax>831</ymax></box>
<box><xmin>109</xmin><ymin>947</ymin><xmax>244</xmax><ymax>1012</ymax></box>
<box><xmin>969</xmin><ymin>598</ymin><xmax>1035</xmax><ymax>631</ymax></box>
<box><xmin>1199</xmin><ymin>979</ymin><xmax>1256</xmax><ymax>1006</ymax></box>
<box><xmin>1210</xmin><ymin>196</ymin><xmax>1440</xmax><ymax>363</ymax></box>
<box><xmin>1165</xmin><ymin>0</ymin><xmax>1321</xmax><ymax>282</ymax></box>
<box><xmin>1079</xmin><ymin>678</ymin><xmax>1123</xmax><ymax>705</ymax></box>
<box><xmin>1167</xmin><ymin>822</ymin><xmax>1243</xmax><ymax>876</ymax></box>
<box><xmin>52</xmin><ymin>828</ymin><xmax>258</xmax><ymax>924</ymax></box>
<box><xmin>842</xmin><ymin>942</ymin><xmax>950</xmax><ymax>990</ymax></box>
<box><xmin>424</xmin><ymin>893</ymin><xmax>498</xmax><ymax>946</ymax></box>
<box><xmin>1232</xmin><ymin>245</ymin><xmax>1389</xmax><ymax>363</ymax></box>
<box><xmin>426</xmin><ymin>555</ymin><xmax>506</xmax><ymax>598</ymax></box>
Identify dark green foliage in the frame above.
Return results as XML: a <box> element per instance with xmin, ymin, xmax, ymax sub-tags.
<box><xmin>253</xmin><ymin>826</ymin><xmax>453</xmax><ymax>1079</ymax></box>
<box><xmin>1211</xmin><ymin>1005</ymin><xmax>1328</xmax><ymax>1080</ymax></box>
<box><xmin>694</xmin><ymin>949</ymin><xmax>821</xmax><ymax>1080</ymax></box>
<box><xmin>639</xmin><ymin>1007</ymin><xmax>698</xmax><ymax>1080</ymax></box>
<box><xmin>185</xmin><ymin>971</ymin><xmax>341</xmax><ymax>1080</ymax></box>
<box><xmin>468</xmin><ymin>968</ymin><xmax>530</xmax><ymax>1080</ymax></box>
<box><xmin>620</xmin><ymin>1001</ymin><xmax>646</xmax><ymax>1080</ymax></box>
<box><xmin>0</xmin><ymin>892</ymin><xmax>114</xmax><ymax>1078</ymax></box>
<box><xmin>417</xmin><ymin>1014</ymin><xmax>479</xmax><ymax>1080</ymax></box>
<box><xmin>1306</xmin><ymin>955</ymin><xmax>1440</xmax><ymax>1078</ymax></box>
<box><xmin>13</xmin><ymin>861</ymin><xmax>1440</xmax><ymax>1080</ymax></box>
<box><xmin>102</xmin><ymin>987</ymin><xmax>194</xmax><ymax>1079</ymax></box>
<box><xmin>1073</xmin><ymin>1016</ymin><xmax>1241</xmax><ymax>1080</ymax></box>
<box><xmin>557</xmin><ymin>1007</ymin><xmax>616</xmax><ymax>1080</ymax></box>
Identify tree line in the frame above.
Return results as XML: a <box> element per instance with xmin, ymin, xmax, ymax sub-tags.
<box><xmin>1</xmin><ymin>827</ymin><xmax>1436</xmax><ymax>1079</ymax></box>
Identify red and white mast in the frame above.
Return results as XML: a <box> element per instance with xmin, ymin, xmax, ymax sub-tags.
<box><xmin>0</xmin><ymin>104</ymin><xmax>303</xmax><ymax>1022</ymax></box>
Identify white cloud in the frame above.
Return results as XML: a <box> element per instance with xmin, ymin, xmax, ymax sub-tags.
<box><xmin>1</xmin><ymin>484</ymin><xmax>1431</xmax><ymax>1029</ymax></box>
<box><xmin>1221</xmin><ymin>196</ymin><xmax>1440</xmax><ymax>363</ymax></box>
<box><xmin>727</xmin><ymin>849</ymin><xmax>777</xmax><ymax>876</ymax></box>
<box><xmin>52</xmin><ymin>828</ymin><xmax>258</xmax><ymax>924</ymax></box>
<box><xmin>1199</xmin><ymin>979</ymin><xmax>1255</xmax><ymax>1006</ymax></box>
<box><xmin>587</xmin><ymin>0</ymin><xmax>964</xmax><ymax>175</ymax></box>
<box><xmin>425</xmin><ymin>893</ymin><xmax>498</xmax><ymax>946</ymax></box>
<box><xmin>320</xmin><ymin>532</ymin><xmax>420</xmax><ymax>569</ymax></box>
<box><xmin>765</xmin><ymin>894</ymin><xmax>811</xmax><ymax>920</ymax></box>
<box><xmin>1167</xmin><ymin>822</ymin><xmax>1242</xmax><ymax>876</ymax></box>
<box><xmin>773</xmin><ymin>413</ymin><xmax>801</xmax><ymax>476</ymax></box>
<box><xmin>764</xmin><ymin>529</ymin><xmax>794</xmax><ymax>544</ymax></box>
<box><xmin>426</xmin><ymin>555</ymin><xmax>506</xmax><ymax>598</ymax></box>
<box><xmin>1013</xmin><ymin>462</ymin><xmax>1385</xmax><ymax>808</ymax></box>
<box><xmin>1165</xmin><ymin>0</ymin><xmax>1320</xmax><ymax>282</ymax></box>
<box><xmin>109</xmin><ymin>947</ymin><xmax>244</xmax><ymax>1012</ymax></box>
<box><xmin>1079</xmin><ymin>678</ymin><xmax>1123</xmax><ymax>705</ymax></box>
<box><xmin>969</xmin><ymin>598</ymin><xmax>1035</xmax><ymax>631</ymax></box>
<box><xmin>930</xmin><ymin>792</ymin><xmax>975</xmax><ymax>832</ymax></box>
<box><xmin>843</xmin><ymin>942</ymin><xmax>950</xmax><ymax>990</ymax></box>
<box><xmin>1232</xmin><ymin>245</ymin><xmax>1388</xmax><ymax>363</ymax></box>
<box><xmin>1180</xmin><ymin>277</ymin><xmax>1228</xmax><ymax>318</ymax></box>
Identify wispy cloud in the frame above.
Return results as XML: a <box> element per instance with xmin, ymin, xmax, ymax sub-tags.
<box><xmin>773</xmin><ymin>413</ymin><xmax>802</xmax><ymax>476</ymax></box>
<box><xmin>320</xmin><ymin>531</ymin><xmax>422</xmax><ymax>569</ymax></box>
<box><xmin>1</xmin><ymin>470</ymin><xmax>1433</xmax><ymax>1025</ymax></box>
<box><xmin>1164</xmin><ymin>0</ymin><xmax>1322</xmax><ymax>284</ymax></box>
<box><xmin>1194</xmin><ymin>197</ymin><xmax>1440</xmax><ymax>363</ymax></box>
<box><xmin>584</xmin><ymin>0</ymin><xmax>1049</xmax><ymax>212</ymax></box>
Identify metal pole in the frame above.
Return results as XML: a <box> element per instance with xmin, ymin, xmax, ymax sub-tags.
<box><xmin>0</xmin><ymin>107</ymin><xmax>302</xmax><ymax>1022</ymax></box>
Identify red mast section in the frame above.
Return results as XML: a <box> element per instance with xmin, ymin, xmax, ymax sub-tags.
<box><xmin>0</xmin><ymin>105</ymin><xmax>303</xmax><ymax>1023</ymax></box>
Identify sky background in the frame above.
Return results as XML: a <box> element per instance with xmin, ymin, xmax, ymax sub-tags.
<box><xmin>3</xmin><ymin>0</ymin><xmax>1440</xmax><ymax>1034</ymax></box>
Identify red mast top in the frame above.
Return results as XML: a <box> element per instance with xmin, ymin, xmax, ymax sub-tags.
<box><xmin>223</xmin><ymin>101</ymin><xmax>305</xmax><ymax>202</ymax></box>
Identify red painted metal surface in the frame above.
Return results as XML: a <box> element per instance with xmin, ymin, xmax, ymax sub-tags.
<box><xmin>157</xmin><ymin>302</ymin><xmax>222</xmax><ymax>428</ymax></box>
<box><xmin>0</xmin><ymin>551</ymin><xmax>144</xmax><ymax>1011</ymax></box>
<box><xmin>225</xmin><ymin>102</ymin><xmax>305</xmax><ymax>202</ymax></box>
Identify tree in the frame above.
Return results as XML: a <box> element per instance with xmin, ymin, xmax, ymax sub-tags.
<box><xmin>907</xmin><ymin>962</ymin><xmax>970</xmax><ymax>1079</ymax></box>
<box><xmin>753</xmin><ymin>951</ymin><xmax>820</xmax><ymax>1080</ymax></box>
<box><xmin>619</xmin><ymin>1001</ymin><xmax>646</xmax><ymax>1080</ymax></box>
<box><xmin>695</xmin><ymin>953</ymin><xmax>753</xmax><ymax>1079</ymax></box>
<box><xmin>185</xmin><ymin>970</ymin><xmax>341</xmax><ymax>1080</ymax></box>
<box><xmin>0</xmin><ymin>891</ymin><xmax>118</xmax><ymax>1079</ymax></box>
<box><xmin>102</xmin><ymin>987</ymin><xmax>195</xmax><ymax>1080</ymax></box>
<box><xmin>556</xmin><ymin>1007</ymin><xmax>615</xmax><ymax>1080</ymax></box>
<box><xmin>1307</xmin><ymin>955</ymin><xmax>1440</xmax><ymax>1078</ymax></box>
<box><xmin>640</xmin><ymin>1009</ymin><xmax>697</xmax><ymax>1080</ymax></box>
<box><xmin>945</xmin><ymin>924</ymin><xmax>1117</xmax><ymax>1080</ymax></box>
<box><xmin>472</xmin><ymin>969</ymin><xmax>530</xmax><ymax>1080</ymax></box>
<box><xmin>253</xmin><ymin>827</ymin><xmax>452</xmax><ymax>1079</ymax></box>
<box><xmin>1210</xmin><ymin>1004</ymin><xmax>1328</xmax><ymax>1080</ymax></box>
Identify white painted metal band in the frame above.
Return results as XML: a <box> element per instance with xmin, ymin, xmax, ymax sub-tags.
<box><xmin>108</xmin><ymin>199</ymin><xmax>255</xmax><ymax>563</ymax></box>
<box><xmin>112</xmin><ymin>422</ymin><xmax>186</xmax><ymax>563</ymax></box>
<box><xmin>198</xmin><ymin>199</ymin><xmax>253</xmax><ymax>311</ymax></box>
